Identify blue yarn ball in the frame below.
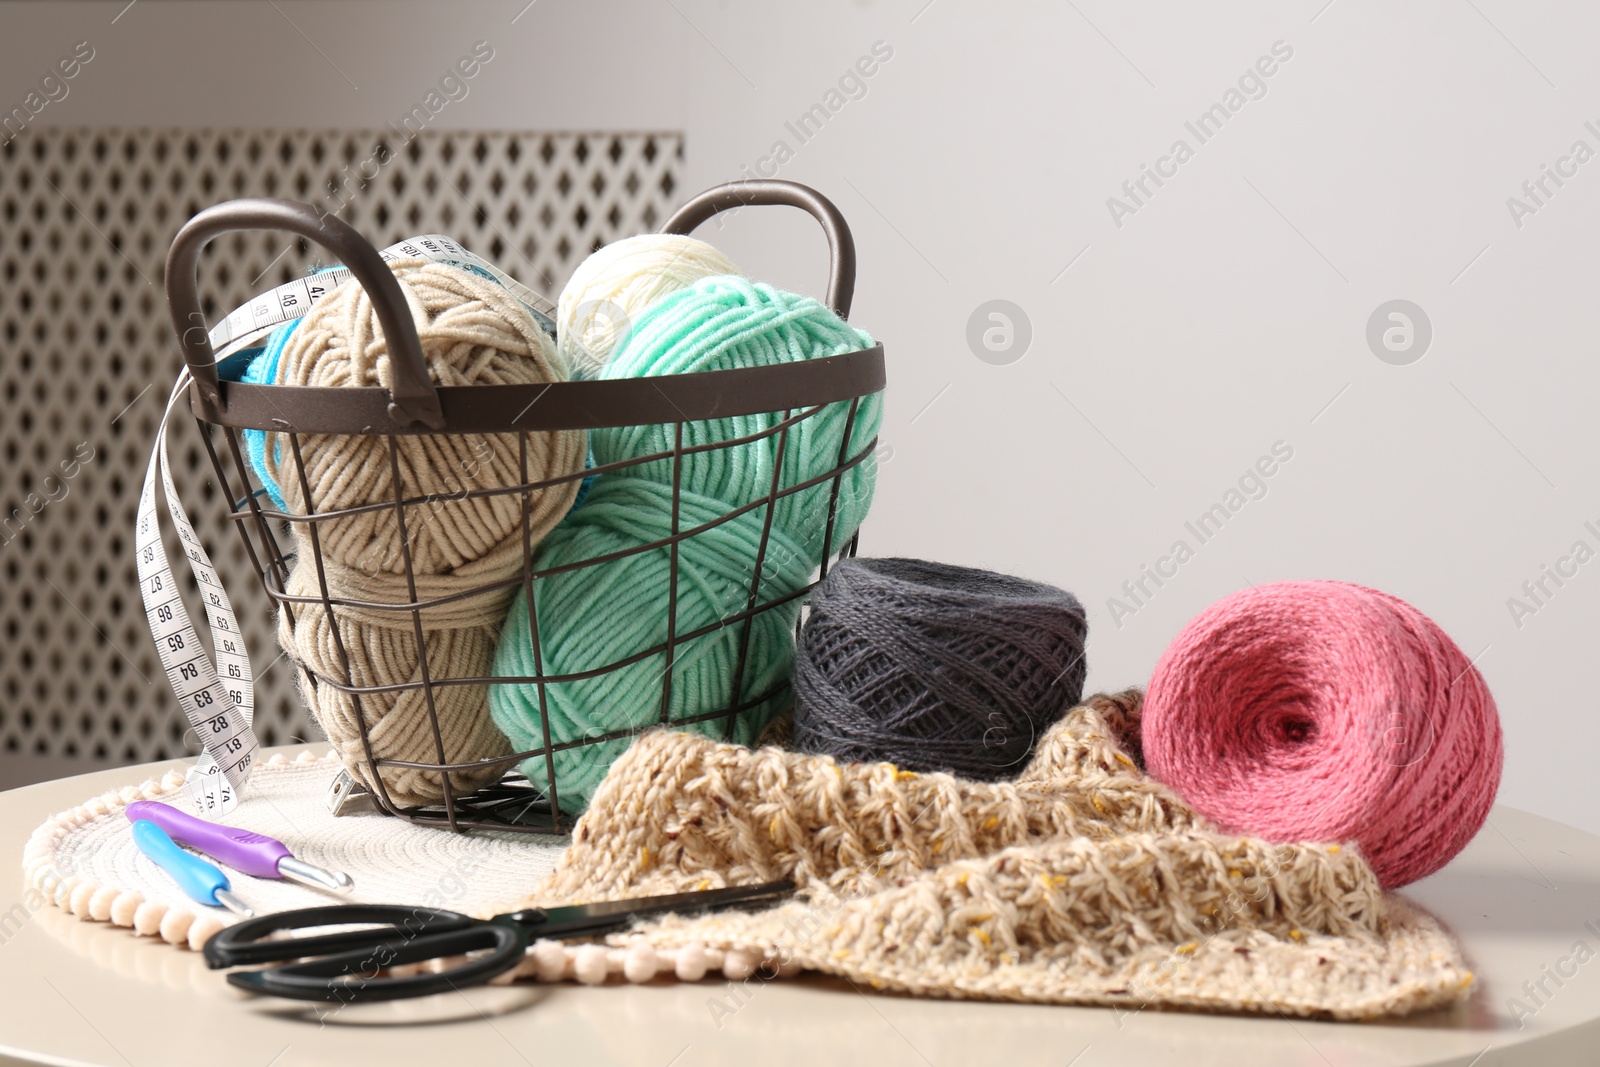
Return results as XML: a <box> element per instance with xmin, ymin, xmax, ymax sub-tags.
<box><xmin>239</xmin><ymin>316</ymin><xmax>304</xmax><ymax>512</ymax></box>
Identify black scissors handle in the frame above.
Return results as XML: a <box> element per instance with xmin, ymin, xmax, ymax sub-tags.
<box><xmin>206</xmin><ymin>903</ymin><xmax>532</xmax><ymax>1002</ymax></box>
<box><xmin>204</xmin><ymin>904</ymin><xmax>477</xmax><ymax>969</ymax></box>
<box><xmin>226</xmin><ymin>921</ymin><xmax>525</xmax><ymax>1002</ymax></box>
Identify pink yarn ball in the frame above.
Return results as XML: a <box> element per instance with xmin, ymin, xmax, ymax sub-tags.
<box><xmin>1143</xmin><ymin>580</ymin><xmax>1502</xmax><ymax>888</ymax></box>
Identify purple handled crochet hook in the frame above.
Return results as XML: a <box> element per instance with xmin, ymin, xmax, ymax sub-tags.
<box><xmin>127</xmin><ymin>800</ymin><xmax>354</xmax><ymax>896</ymax></box>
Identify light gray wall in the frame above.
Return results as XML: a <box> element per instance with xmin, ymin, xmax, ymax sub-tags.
<box><xmin>4</xmin><ymin>1</ymin><xmax>1595</xmax><ymax>837</ymax></box>
<box><xmin>675</xmin><ymin>0</ymin><xmax>1600</xmax><ymax>839</ymax></box>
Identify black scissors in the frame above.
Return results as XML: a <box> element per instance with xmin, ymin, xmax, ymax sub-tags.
<box><xmin>203</xmin><ymin>879</ymin><xmax>795</xmax><ymax>1002</ymax></box>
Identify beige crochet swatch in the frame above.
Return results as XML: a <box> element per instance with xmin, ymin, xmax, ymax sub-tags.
<box><xmin>521</xmin><ymin>692</ymin><xmax>1474</xmax><ymax>1019</ymax></box>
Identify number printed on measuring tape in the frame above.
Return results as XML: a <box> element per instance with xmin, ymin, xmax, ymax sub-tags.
<box><xmin>206</xmin><ymin>233</ymin><xmax>557</xmax><ymax>362</ymax></box>
<box><xmin>137</xmin><ymin>374</ymin><xmax>257</xmax><ymax>813</ymax></box>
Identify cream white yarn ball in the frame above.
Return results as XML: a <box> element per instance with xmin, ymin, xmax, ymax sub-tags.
<box><xmin>556</xmin><ymin>233</ymin><xmax>740</xmax><ymax>378</ymax></box>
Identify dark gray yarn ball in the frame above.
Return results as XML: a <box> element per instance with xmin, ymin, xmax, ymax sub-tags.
<box><xmin>792</xmin><ymin>557</ymin><xmax>1089</xmax><ymax>780</ymax></box>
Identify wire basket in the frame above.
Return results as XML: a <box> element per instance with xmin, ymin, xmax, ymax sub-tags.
<box><xmin>165</xmin><ymin>180</ymin><xmax>886</xmax><ymax>834</ymax></box>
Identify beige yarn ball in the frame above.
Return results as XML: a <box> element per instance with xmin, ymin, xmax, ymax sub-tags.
<box><xmin>280</xmin><ymin>568</ymin><xmax>514</xmax><ymax>805</ymax></box>
<box><xmin>268</xmin><ymin>259</ymin><xmax>585</xmax><ymax>806</ymax></box>
<box><xmin>556</xmin><ymin>233</ymin><xmax>739</xmax><ymax>378</ymax></box>
<box><xmin>265</xmin><ymin>260</ymin><xmax>577</xmax><ymax>579</ymax></box>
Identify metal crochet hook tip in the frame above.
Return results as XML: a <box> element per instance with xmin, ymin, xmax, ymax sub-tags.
<box><xmin>213</xmin><ymin>889</ymin><xmax>255</xmax><ymax>918</ymax></box>
<box><xmin>277</xmin><ymin>857</ymin><xmax>355</xmax><ymax>896</ymax></box>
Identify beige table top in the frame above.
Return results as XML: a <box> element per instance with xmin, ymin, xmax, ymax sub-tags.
<box><xmin>2</xmin><ymin>754</ymin><xmax>1599</xmax><ymax>1067</ymax></box>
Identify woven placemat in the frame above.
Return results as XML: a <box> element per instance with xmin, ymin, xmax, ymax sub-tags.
<box><xmin>22</xmin><ymin>751</ymin><xmax>774</xmax><ymax>986</ymax></box>
<box><xmin>21</xmin><ymin>750</ymin><xmax>567</xmax><ymax>950</ymax></box>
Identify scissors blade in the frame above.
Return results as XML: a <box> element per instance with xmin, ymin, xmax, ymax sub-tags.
<box><xmin>526</xmin><ymin>878</ymin><xmax>796</xmax><ymax>940</ymax></box>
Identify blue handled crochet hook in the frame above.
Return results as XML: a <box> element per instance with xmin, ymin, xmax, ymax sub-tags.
<box><xmin>131</xmin><ymin>819</ymin><xmax>254</xmax><ymax>917</ymax></box>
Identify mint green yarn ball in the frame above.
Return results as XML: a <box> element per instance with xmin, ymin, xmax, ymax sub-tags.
<box><xmin>490</xmin><ymin>477</ymin><xmax>811</xmax><ymax>811</ymax></box>
<box><xmin>597</xmin><ymin>275</ymin><xmax>882</xmax><ymax>562</ymax></box>
<box><xmin>490</xmin><ymin>274</ymin><xmax>884</xmax><ymax>813</ymax></box>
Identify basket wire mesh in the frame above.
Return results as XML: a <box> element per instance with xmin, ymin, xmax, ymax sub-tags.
<box><xmin>167</xmin><ymin>181</ymin><xmax>886</xmax><ymax>834</ymax></box>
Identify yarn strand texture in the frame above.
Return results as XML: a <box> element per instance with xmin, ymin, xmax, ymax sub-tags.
<box><xmin>491</xmin><ymin>276</ymin><xmax>881</xmax><ymax>813</ymax></box>
<box><xmin>262</xmin><ymin>260</ymin><xmax>585</xmax><ymax>805</ymax></box>
<box><xmin>512</xmin><ymin>691</ymin><xmax>1474</xmax><ymax>1019</ymax></box>
<box><xmin>1142</xmin><ymin>580</ymin><xmax>1503</xmax><ymax>888</ymax></box>
<box><xmin>556</xmin><ymin>233</ymin><xmax>740</xmax><ymax>378</ymax></box>
<box><xmin>793</xmin><ymin>557</ymin><xmax>1088</xmax><ymax>779</ymax></box>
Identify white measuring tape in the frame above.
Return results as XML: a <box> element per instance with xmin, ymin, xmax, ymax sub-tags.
<box><xmin>138</xmin><ymin>374</ymin><xmax>258</xmax><ymax>814</ymax></box>
<box><xmin>141</xmin><ymin>234</ymin><xmax>556</xmax><ymax>813</ymax></box>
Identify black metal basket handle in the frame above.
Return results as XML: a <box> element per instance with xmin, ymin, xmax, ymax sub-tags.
<box><xmin>165</xmin><ymin>199</ymin><xmax>445</xmax><ymax>429</ymax></box>
<box><xmin>661</xmin><ymin>180</ymin><xmax>857</xmax><ymax>320</ymax></box>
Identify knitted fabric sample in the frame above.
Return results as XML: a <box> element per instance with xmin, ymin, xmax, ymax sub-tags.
<box><xmin>517</xmin><ymin>691</ymin><xmax>1474</xmax><ymax>1019</ymax></box>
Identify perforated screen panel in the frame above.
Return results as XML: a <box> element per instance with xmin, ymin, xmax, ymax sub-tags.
<box><xmin>0</xmin><ymin>128</ymin><xmax>684</xmax><ymax>777</ymax></box>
